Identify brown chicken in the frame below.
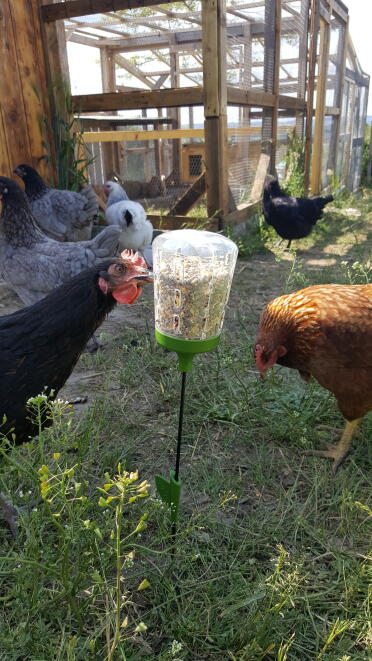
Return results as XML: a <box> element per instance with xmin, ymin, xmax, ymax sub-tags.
<box><xmin>254</xmin><ymin>284</ymin><xmax>372</xmax><ymax>472</ymax></box>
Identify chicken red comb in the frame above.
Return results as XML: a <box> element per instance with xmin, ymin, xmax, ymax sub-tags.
<box><xmin>120</xmin><ymin>249</ymin><xmax>148</xmax><ymax>270</ymax></box>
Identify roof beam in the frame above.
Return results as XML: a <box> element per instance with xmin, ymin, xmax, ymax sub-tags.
<box><xmin>42</xmin><ymin>0</ymin><xmax>181</xmax><ymax>22</ymax></box>
<box><xmin>115</xmin><ymin>53</ymin><xmax>156</xmax><ymax>89</ymax></box>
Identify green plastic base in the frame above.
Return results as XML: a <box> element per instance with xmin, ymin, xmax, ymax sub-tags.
<box><xmin>155</xmin><ymin>329</ymin><xmax>220</xmax><ymax>371</ymax></box>
<box><xmin>155</xmin><ymin>471</ymin><xmax>182</xmax><ymax>524</ymax></box>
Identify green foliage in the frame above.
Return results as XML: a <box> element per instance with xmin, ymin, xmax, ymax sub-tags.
<box><xmin>282</xmin><ymin>130</ymin><xmax>305</xmax><ymax>197</ymax></box>
<box><xmin>0</xmin><ymin>192</ymin><xmax>371</xmax><ymax>659</ymax></box>
<box><xmin>38</xmin><ymin>83</ymin><xmax>95</xmax><ymax>191</ymax></box>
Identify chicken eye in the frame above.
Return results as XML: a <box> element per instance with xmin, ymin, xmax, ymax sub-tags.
<box><xmin>115</xmin><ymin>264</ymin><xmax>126</xmax><ymax>274</ymax></box>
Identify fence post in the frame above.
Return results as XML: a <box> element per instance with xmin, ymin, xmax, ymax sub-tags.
<box><xmin>202</xmin><ymin>0</ymin><xmax>229</xmax><ymax>221</ymax></box>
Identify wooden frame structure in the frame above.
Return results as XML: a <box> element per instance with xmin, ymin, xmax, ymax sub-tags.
<box><xmin>1</xmin><ymin>0</ymin><xmax>369</xmax><ymax>232</ymax></box>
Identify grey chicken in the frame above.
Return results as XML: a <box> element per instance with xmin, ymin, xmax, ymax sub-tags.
<box><xmin>14</xmin><ymin>164</ymin><xmax>98</xmax><ymax>242</ymax></box>
<box><xmin>0</xmin><ymin>177</ymin><xmax>121</xmax><ymax>307</ymax></box>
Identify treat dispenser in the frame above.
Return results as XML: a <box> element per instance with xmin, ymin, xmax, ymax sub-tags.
<box><xmin>153</xmin><ymin>229</ymin><xmax>238</xmax><ymax>536</ymax></box>
<box><xmin>153</xmin><ymin>229</ymin><xmax>238</xmax><ymax>371</ymax></box>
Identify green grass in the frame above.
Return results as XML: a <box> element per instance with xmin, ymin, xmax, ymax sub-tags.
<box><xmin>0</xmin><ymin>191</ymin><xmax>371</xmax><ymax>660</ymax></box>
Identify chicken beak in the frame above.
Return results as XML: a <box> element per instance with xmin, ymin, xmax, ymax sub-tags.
<box><xmin>132</xmin><ymin>272</ymin><xmax>154</xmax><ymax>286</ymax></box>
<box><xmin>124</xmin><ymin>269</ymin><xmax>153</xmax><ymax>286</ymax></box>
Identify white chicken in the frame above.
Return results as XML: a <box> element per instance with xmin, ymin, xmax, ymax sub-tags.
<box><xmin>104</xmin><ymin>181</ymin><xmax>154</xmax><ymax>266</ymax></box>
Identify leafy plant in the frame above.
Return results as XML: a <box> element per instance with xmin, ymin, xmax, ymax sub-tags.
<box><xmin>37</xmin><ymin>82</ymin><xmax>95</xmax><ymax>191</ymax></box>
<box><xmin>283</xmin><ymin>130</ymin><xmax>305</xmax><ymax>197</ymax></box>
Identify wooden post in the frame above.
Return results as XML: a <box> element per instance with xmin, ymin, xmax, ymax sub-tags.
<box><xmin>100</xmin><ymin>47</ymin><xmax>118</xmax><ymax>179</ymax></box>
<box><xmin>330</xmin><ymin>18</ymin><xmax>348</xmax><ymax>181</ymax></box>
<box><xmin>310</xmin><ymin>16</ymin><xmax>330</xmax><ymax>194</ymax></box>
<box><xmin>101</xmin><ymin>47</ymin><xmax>116</xmax><ymax>92</ymax></box>
<box><xmin>342</xmin><ymin>81</ymin><xmax>356</xmax><ymax>185</ymax></box>
<box><xmin>296</xmin><ymin>0</ymin><xmax>310</xmax><ymax>137</ymax></box>
<box><xmin>40</xmin><ymin>0</ymin><xmax>70</xmax><ymax>104</ymax></box>
<box><xmin>262</xmin><ymin>0</ymin><xmax>280</xmax><ymax>173</ymax></box>
<box><xmin>202</xmin><ymin>0</ymin><xmax>228</xmax><ymax>223</ymax></box>
<box><xmin>170</xmin><ymin>36</ymin><xmax>181</xmax><ymax>183</ymax></box>
<box><xmin>367</xmin><ymin>122</ymin><xmax>372</xmax><ymax>184</ymax></box>
<box><xmin>304</xmin><ymin>0</ymin><xmax>320</xmax><ymax>193</ymax></box>
<box><xmin>271</xmin><ymin>0</ymin><xmax>281</xmax><ymax>172</ymax></box>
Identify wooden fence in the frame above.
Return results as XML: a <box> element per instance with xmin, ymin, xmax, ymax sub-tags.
<box><xmin>0</xmin><ymin>0</ymin><xmax>53</xmax><ymax>180</ymax></box>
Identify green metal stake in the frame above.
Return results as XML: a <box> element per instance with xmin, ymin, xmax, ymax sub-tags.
<box><xmin>155</xmin><ymin>331</ymin><xmax>221</xmax><ymax>544</ymax></box>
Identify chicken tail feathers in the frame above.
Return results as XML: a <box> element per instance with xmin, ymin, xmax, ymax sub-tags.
<box><xmin>317</xmin><ymin>194</ymin><xmax>334</xmax><ymax>209</ymax></box>
<box><xmin>90</xmin><ymin>225</ymin><xmax>121</xmax><ymax>257</ymax></box>
<box><xmin>80</xmin><ymin>185</ymin><xmax>99</xmax><ymax>222</ymax></box>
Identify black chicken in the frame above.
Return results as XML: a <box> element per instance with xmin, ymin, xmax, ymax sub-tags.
<box><xmin>262</xmin><ymin>176</ymin><xmax>333</xmax><ymax>249</ymax></box>
<box><xmin>0</xmin><ymin>251</ymin><xmax>152</xmax><ymax>535</ymax></box>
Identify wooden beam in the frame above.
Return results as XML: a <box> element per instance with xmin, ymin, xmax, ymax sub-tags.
<box><xmin>304</xmin><ymin>0</ymin><xmax>319</xmax><ymax>193</ymax></box>
<box><xmin>228</xmin><ymin>87</ymin><xmax>275</xmax><ymax>108</ymax></box>
<box><xmin>270</xmin><ymin>0</ymin><xmax>281</xmax><ymax>172</ymax></box>
<box><xmin>82</xmin><ymin>126</ymin><xmax>274</xmax><ymax>143</ymax></box>
<box><xmin>101</xmin><ymin>48</ymin><xmax>115</xmax><ymax>93</ymax></box>
<box><xmin>249</xmin><ymin>153</ymin><xmax>270</xmax><ymax>202</ymax></box>
<box><xmin>296</xmin><ymin>0</ymin><xmax>309</xmax><ymax>137</ymax></box>
<box><xmin>202</xmin><ymin>0</ymin><xmax>228</xmax><ymax>220</ymax></box>
<box><xmin>227</xmin><ymin>86</ymin><xmax>306</xmax><ymax>110</ymax></box>
<box><xmin>342</xmin><ymin>82</ymin><xmax>356</xmax><ymax>185</ymax></box>
<box><xmin>72</xmin><ymin>87</ymin><xmax>204</xmax><ymax>113</ymax></box>
<box><xmin>115</xmin><ymin>53</ymin><xmax>156</xmax><ymax>89</ymax></box>
<box><xmin>100</xmin><ymin>46</ymin><xmax>120</xmax><ymax>179</ymax></box>
<box><xmin>310</xmin><ymin>16</ymin><xmax>330</xmax><ymax>194</ymax></box>
<box><xmin>147</xmin><ymin>214</ymin><xmax>220</xmax><ymax>232</ymax></box>
<box><xmin>327</xmin><ymin>18</ymin><xmax>348</xmax><ymax>179</ymax></box>
<box><xmin>168</xmin><ymin>173</ymin><xmax>206</xmax><ymax>215</ymax></box>
<box><xmin>42</xmin><ymin>0</ymin><xmax>180</xmax><ymax>22</ymax></box>
<box><xmin>0</xmin><ymin>1</ymin><xmax>32</xmax><ymax>169</ymax></box>
<box><xmin>169</xmin><ymin>35</ymin><xmax>181</xmax><ymax>182</ymax></box>
<box><xmin>223</xmin><ymin>201</ymin><xmax>261</xmax><ymax>225</ymax></box>
<box><xmin>0</xmin><ymin>95</ymin><xmax>10</xmax><ymax>176</ymax></box>
<box><xmin>10</xmin><ymin>1</ymin><xmax>52</xmax><ymax>175</ymax></box>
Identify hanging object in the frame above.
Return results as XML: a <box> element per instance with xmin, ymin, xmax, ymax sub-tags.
<box><xmin>153</xmin><ymin>229</ymin><xmax>238</xmax><ymax>535</ymax></box>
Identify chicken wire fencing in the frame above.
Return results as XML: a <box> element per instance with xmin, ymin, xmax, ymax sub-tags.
<box><xmin>62</xmin><ymin>0</ymin><xmax>369</xmax><ymax>217</ymax></box>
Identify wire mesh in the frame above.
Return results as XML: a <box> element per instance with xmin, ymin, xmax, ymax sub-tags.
<box><xmin>63</xmin><ymin>0</ymin><xmax>368</xmax><ymax>209</ymax></box>
<box><xmin>227</xmin><ymin>107</ymin><xmax>263</xmax><ymax>205</ymax></box>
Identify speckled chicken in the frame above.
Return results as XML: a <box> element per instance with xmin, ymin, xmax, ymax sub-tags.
<box><xmin>14</xmin><ymin>164</ymin><xmax>98</xmax><ymax>242</ymax></box>
<box><xmin>0</xmin><ymin>177</ymin><xmax>121</xmax><ymax>307</ymax></box>
<box><xmin>255</xmin><ymin>284</ymin><xmax>372</xmax><ymax>472</ymax></box>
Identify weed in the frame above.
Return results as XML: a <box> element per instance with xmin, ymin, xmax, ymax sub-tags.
<box><xmin>37</xmin><ymin>82</ymin><xmax>95</xmax><ymax>191</ymax></box>
<box><xmin>282</xmin><ymin>131</ymin><xmax>305</xmax><ymax>198</ymax></box>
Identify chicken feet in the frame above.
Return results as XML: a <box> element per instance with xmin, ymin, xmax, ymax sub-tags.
<box><xmin>303</xmin><ymin>418</ymin><xmax>361</xmax><ymax>474</ymax></box>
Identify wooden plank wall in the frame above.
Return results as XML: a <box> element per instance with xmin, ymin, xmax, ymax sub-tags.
<box><xmin>0</xmin><ymin>0</ymin><xmax>53</xmax><ymax>180</ymax></box>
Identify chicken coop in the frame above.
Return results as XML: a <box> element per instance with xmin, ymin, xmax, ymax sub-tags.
<box><xmin>0</xmin><ymin>0</ymin><xmax>369</xmax><ymax>231</ymax></box>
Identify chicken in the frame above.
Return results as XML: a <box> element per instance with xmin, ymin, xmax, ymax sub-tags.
<box><xmin>104</xmin><ymin>180</ymin><xmax>154</xmax><ymax>265</ymax></box>
<box><xmin>263</xmin><ymin>176</ymin><xmax>333</xmax><ymax>249</ymax></box>
<box><xmin>0</xmin><ymin>177</ymin><xmax>121</xmax><ymax>307</ymax></box>
<box><xmin>0</xmin><ymin>251</ymin><xmax>152</xmax><ymax>535</ymax></box>
<box><xmin>254</xmin><ymin>284</ymin><xmax>372</xmax><ymax>473</ymax></box>
<box><xmin>14</xmin><ymin>164</ymin><xmax>98</xmax><ymax>242</ymax></box>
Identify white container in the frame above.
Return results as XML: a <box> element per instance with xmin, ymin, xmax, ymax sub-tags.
<box><xmin>153</xmin><ymin>229</ymin><xmax>238</xmax><ymax>341</ymax></box>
